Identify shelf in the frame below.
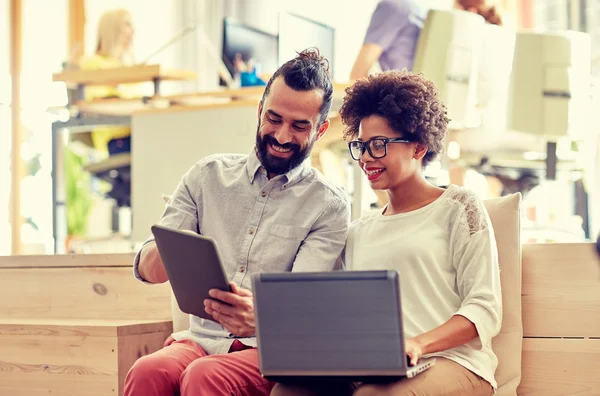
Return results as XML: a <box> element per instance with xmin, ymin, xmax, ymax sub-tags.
<box><xmin>84</xmin><ymin>153</ymin><xmax>131</xmax><ymax>176</ymax></box>
<box><xmin>53</xmin><ymin>64</ymin><xmax>197</xmax><ymax>86</ymax></box>
<box><xmin>447</xmin><ymin>128</ymin><xmax>584</xmax><ymax>173</ymax></box>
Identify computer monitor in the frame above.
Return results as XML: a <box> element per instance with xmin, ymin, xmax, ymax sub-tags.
<box><xmin>507</xmin><ymin>30</ymin><xmax>591</xmax><ymax>139</ymax></box>
<box><xmin>221</xmin><ymin>18</ymin><xmax>279</xmax><ymax>85</ymax></box>
<box><xmin>278</xmin><ymin>13</ymin><xmax>335</xmax><ymax>79</ymax></box>
<box><xmin>412</xmin><ymin>9</ymin><xmax>485</xmax><ymax>129</ymax></box>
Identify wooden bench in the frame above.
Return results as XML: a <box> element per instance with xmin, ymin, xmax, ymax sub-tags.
<box><xmin>0</xmin><ymin>253</ymin><xmax>173</xmax><ymax>396</ymax></box>
<box><xmin>519</xmin><ymin>242</ymin><xmax>600</xmax><ymax>395</ymax></box>
<box><xmin>3</xmin><ymin>242</ymin><xmax>600</xmax><ymax>394</ymax></box>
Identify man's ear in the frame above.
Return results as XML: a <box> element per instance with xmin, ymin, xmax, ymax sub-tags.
<box><xmin>257</xmin><ymin>102</ymin><xmax>263</xmax><ymax>119</ymax></box>
<box><xmin>315</xmin><ymin>119</ymin><xmax>330</xmax><ymax>141</ymax></box>
<box><xmin>414</xmin><ymin>144</ymin><xmax>428</xmax><ymax>161</ymax></box>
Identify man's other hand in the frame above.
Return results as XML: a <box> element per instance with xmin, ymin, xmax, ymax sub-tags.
<box><xmin>204</xmin><ymin>282</ymin><xmax>255</xmax><ymax>337</ymax></box>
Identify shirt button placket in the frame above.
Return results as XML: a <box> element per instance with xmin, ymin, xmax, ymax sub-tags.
<box><xmin>235</xmin><ymin>187</ymin><xmax>267</xmax><ymax>281</ymax></box>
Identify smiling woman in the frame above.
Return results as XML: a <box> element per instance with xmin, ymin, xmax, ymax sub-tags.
<box><xmin>272</xmin><ymin>70</ymin><xmax>501</xmax><ymax>396</ymax></box>
<box><xmin>343</xmin><ymin>71</ymin><xmax>499</xmax><ymax>396</ymax></box>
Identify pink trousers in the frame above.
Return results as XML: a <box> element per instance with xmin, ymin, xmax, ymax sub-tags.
<box><xmin>124</xmin><ymin>337</ymin><xmax>275</xmax><ymax>396</ymax></box>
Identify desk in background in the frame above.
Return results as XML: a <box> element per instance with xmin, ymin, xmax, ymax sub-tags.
<box><xmin>51</xmin><ymin>67</ymin><xmax>349</xmax><ymax>251</ymax></box>
<box><xmin>51</xmin><ymin>65</ymin><xmax>197</xmax><ymax>253</ymax></box>
<box><xmin>128</xmin><ymin>83</ymin><xmax>349</xmax><ymax>242</ymax></box>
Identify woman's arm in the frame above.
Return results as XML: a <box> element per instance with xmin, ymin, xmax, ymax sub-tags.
<box><xmin>350</xmin><ymin>44</ymin><xmax>383</xmax><ymax>80</ymax></box>
<box><xmin>415</xmin><ymin>314</ymin><xmax>478</xmax><ymax>353</ymax></box>
<box><xmin>406</xmin><ymin>315</ymin><xmax>478</xmax><ymax>365</ymax></box>
<box><xmin>406</xmin><ymin>191</ymin><xmax>502</xmax><ymax>365</ymax></box>
<box><xmin>350</xmin><ymin>0</ymin><xmax>412</xmax><ymax>80</ymax></box>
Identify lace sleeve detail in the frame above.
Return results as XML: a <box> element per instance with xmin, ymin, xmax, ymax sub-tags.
<box><xmin>447</xmin><ymin>188</ymin><xmax>489</xmax><ymax>237</ymax></box>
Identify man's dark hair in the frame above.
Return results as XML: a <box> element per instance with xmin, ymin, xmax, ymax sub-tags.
<box><xmin>260</xmin><ymin>48</ymin><xmax>333</xmax><ymax>125</ymax></box>
<box><xmin>339</xmin><ymin>70</ymin><xmax>449</xmax><ymax>167</ymax></box>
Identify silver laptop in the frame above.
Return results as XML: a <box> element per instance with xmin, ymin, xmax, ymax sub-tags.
<box><xmin>252</xmin><ymin>270</ymin><xmax>435</xmax><ymax>382</ymax></box>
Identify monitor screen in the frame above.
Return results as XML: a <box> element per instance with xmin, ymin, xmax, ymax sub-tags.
<box><xmin>222</xmin><ymin>18</ymin><xmax>279</xmax><ymax>84</ymax></box>
<box><xmin>278</xmin><ymin>13</ymin><xmax>335</xmax><ymax>78</ymax></box>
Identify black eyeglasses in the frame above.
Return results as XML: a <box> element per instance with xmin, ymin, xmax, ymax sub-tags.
<box><xmin>348</xmin><ymin>137</ymin><xmax>413</xmax><ymax>161</ymax></box>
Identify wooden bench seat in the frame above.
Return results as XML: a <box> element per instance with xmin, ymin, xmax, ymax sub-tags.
<box><xmin>0</xmin><ymin>253</ymin><xmax>173</xmax><ymax>396</ymax></box>
<box><xmin>2</xmin><ymin>242</ymin><xmax>600</xmax><ymax>395</ymax></box>
<box><xmin>0</xmin><ymin>319</ymin><xmax>172</xmax><ymax>396</ymax></box>
<box><xmin>519</xmin><ymin>242</ymin><xmax>600</xmax><ymax>395</ymax></box>
<box><xmin>521</xmin><ymin>338</ymin><xmax>600</xmax><ymax>395</ymax></box>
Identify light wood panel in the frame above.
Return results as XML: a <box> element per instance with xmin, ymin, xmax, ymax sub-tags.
<box><xmin>0</xmin><ymin>254</ymin><xmax>173</xmax><ymax>395</ymax></box>
<box><xmin>70</xmin><ymin>81</ymin><xmax>349</xmax><ymax>116</ymax></box>
<box><xmin>0</xmin><ymin>252</ymin><xmax>135</xmax><ymax>268</ymax></box>
<box><xmin>117</xmin><ymin>331</ymin><xmax>171</xmax><ymax>395</ymax></box>
<box><xmin>84</xmin><ymin>153</ymin><xmax>131</xmax><ymax>174</ymax></box>
<box><xmin>519</xmin><ymin>338</ymin><xmax>600</xmax><ymax>395</ymax></box>
<box><xmin>0</xmin><ymin>320</ymin><xmax>171</xmax><ymax>396</ymax></box>
<box><xmin>68</xmin><ymin>0</ymin><xmax>85</xmax><ymax>63</ymax></box>
<box><xmin>0</xmin><ymin>267</ymin><xmax>171</xmax><ymax>320</ymax></box>
<box><xmin>0</xmin><ymin>372</ymin><xmax>117</xmax><ymax>396</ymax></box>
<box><xmin>0</xmin><ymin>319</ymin><xmax>172</xmax><ymax>337</ymax></box>
<box><xmin>75</xmin><ymin>85</ymin><xmax>265</xmax><ymax>108</ymax></box>
<box><xmin>10</xmin><ymin>0</ymin><xmax>23</xmax><ymax>254</ymax></box>
<box><xmin>132</xmin><ymin>98</ymin><xmax>259</xmax><ymax>115</ymax></box>
<box><xmin>522</xmin><ymin>243</ymin><xmax>600</xmax><ymax>337</ymax></box>
<box><xmin>0</xmin><ymin>331</ymin><xmax>118</xmax><ymax>395</ymax></box>
<box><xmin>53</xmin><ymin>64</ymin><xmax>196</xmax><ymax>86</ymax></box>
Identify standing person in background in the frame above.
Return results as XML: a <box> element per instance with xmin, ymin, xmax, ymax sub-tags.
<box><xmin>350</xmin><ymin>0</ymin><xmax>503</xmax><ymax>81</ymax></box>
<box><xmin>78</xmin><ymin>8</ymin><xmax>138</xmax><ymax>154</ymax></box>
<box><xmin>63</xmin><ymin>8</ymin><xmax>140</xmax><ymax>247</ymax></box>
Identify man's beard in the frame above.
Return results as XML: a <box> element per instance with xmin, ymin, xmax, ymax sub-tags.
<box><xmin>255</xmin><ymin>127</ymin><xmax>315</xmax><ymax>176</ymax></box>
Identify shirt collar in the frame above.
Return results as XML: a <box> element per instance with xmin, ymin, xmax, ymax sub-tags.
<box><xmin>246</xmin><ymin>148</ymin><xmax>311</xmax><ymax>188</ymax></box>
<box><xmin>246</xmin><ymin>149</ymin><xmax>263</xmax><ymax>183</ymax></box>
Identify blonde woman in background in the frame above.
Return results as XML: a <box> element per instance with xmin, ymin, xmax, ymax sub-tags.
<box><xmin>63</xmin><ymin>9</ymin><xmax>139</xmax><ymax>247</ymax></box>
<box><xmin>79</xmin><ymin>8</ymin><xmax>139</xmax><ymax>154</ymax></box>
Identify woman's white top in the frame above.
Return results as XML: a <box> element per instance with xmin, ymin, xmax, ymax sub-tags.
<box><xmin>341</xmin><ymin>185</ymin><xmax>502</xmax><ymax>388</ymax></box>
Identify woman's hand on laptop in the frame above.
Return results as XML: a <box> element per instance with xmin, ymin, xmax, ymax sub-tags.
<box><xmin>204</xmin><ymin>282</ymin><xmax>255</xmax><ymax>337</ymax></box>
<box><xmin>405</xmin><ymin>338</ymin><xmax>424</xmax><ymax>367</ymax></box>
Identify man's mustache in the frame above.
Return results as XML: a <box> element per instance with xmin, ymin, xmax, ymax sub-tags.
<box><xmin>262</xmin><ymin>135</ymin><xmax>300</xmax><ymax>152</ymax></box>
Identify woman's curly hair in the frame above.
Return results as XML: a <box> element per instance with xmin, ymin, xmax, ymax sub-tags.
<box><xmin>339</xmin><ymin>70</ymin><xmax>449</xmax><ymax>167</ymax></box>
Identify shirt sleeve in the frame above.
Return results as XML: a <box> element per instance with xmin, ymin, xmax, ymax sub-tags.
<box><xmin>364</xmin><ymin>0</ymin><xmax>411</xmax><ymax>51</ymax></box>
<box><xmin>133</xmin><ymin>162</ymin><xmax>204</xmax><ymax>282</ymax></box>
<box><xmin>452</xmin><ymin>197</ymin><xmax>503</xmax><ymax>350</ymax></box>
<box><xmin>334</xmin><ymin>245</ymin><xmax>346</xmax><ymax>271</ymax></box>
<box><xmin>291</xmin><ymin>195</ymin><xmax>351</xmax><ymax>272</ymax></box>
